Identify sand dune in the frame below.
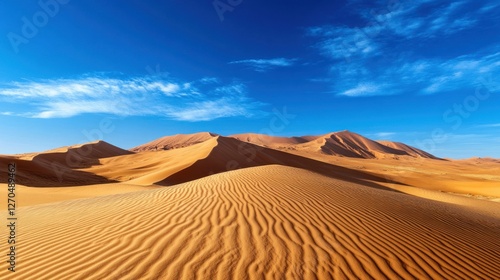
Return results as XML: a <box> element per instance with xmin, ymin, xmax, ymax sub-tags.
<box><xmin>230</xmin><ymin>133</ymin><xmax>316</xmax><ymax>147</ymax></box>
<box><xmin>0</xmin><ymin>141</ymin><xmax>130</xmax><ymax>187</ymax></box>
<box><xmin>2</xmin><ymin>165</ymin><xmax>499</xmax><ymax>280</ymax></box>
<box><xmin>296</xmin><ymin>131</ymin><xmax>419</xmax><ymax>159</ymax></box>
<box><xmin>86</xmin><ymin>136</ymin><xmax>401</xmax><ymax>187</ymax></box>
<box><xmin>0</xmin><ymin>155</ymin><xmax>114</xmax><ymax>187</ymax></box>
<box><xmin>88</xmin><ymin>135</ymin><xmax>220</xmax><ymax>185</ymax></box>
<box><xmin>2</xmin><ymin>130</ymin><xmax>499</xmax><ymax>279</ymax></box>
<box><xmin>230</xmin><ymin>131</ymin><xmax>440</xmax><ymax>159</ymax></box>
<box><xmin>0</xmin><ymin>183</ymin><xmax>158</xmax><ymax>208</ymax></box>
<box><xmin>280</xmin><ymin>148</ymin><xmax>500</xmax><ymax>198</ymax></box>
<box><xmin>130</xmin><ymin>132</ymin><xmax>218</xmax><ymax>152</ymax></box>
<box><xmin>377</xmin><ymin>140</ymin><xmax>439</xmax><ymax>159</ymax></box>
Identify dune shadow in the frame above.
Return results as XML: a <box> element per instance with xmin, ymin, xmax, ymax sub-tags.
<box><xmin>0</xmin><ymin>157</ymin><xmax>117</xmax><ymax>187</ymax></box>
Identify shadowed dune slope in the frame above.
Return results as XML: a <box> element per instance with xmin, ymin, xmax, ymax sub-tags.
<box><xmin>30</xmin><ymin>140</ymin><xmax>134</xmax><ymax>168</ymax></box>
<box><xmin>39</xmin><ymin>140</ymin><xmax>133</xmax><ymax>158</ymax></box>
<box><xmin>0</xmin><ymin>141</ymin><xmax>129</xmax><ymax>186</ymax></box>
<box><xmin>3</xmin><ymin>165</ymin><xmax>499</xmax><ymax>280</ymax></box>
<box><xmin>130</xmin><ymin>132</ymin><xmax>218</xmax><ymax>152</ymax></box>
<box><xmin>0</xmin><ymin>156</ymin><xmax>115</xmax><ymax>187</ymax></box>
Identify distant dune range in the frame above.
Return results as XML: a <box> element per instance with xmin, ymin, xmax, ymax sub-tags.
<box><xmin>0</xmin><ymin>131</ymin><xmax>499</xmax><ymax>279</ymax></box>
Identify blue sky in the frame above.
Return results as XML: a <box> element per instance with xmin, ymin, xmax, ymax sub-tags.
<box><xmin>1</xmin><ymin>0</ymin><xmax>499</xmax><ymax>158</ymax></box>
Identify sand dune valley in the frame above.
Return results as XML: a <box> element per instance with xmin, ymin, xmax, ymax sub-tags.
<box><xmin>1</xmin><ymin>130</ymin><xmax>499</xmax><ymax>280</ymax></box>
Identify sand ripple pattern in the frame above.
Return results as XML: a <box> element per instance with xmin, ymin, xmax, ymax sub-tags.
<box><xmin>2</xmin><ymin>165</ymin><xmax>499</xmax><ymax>280</ymax></box>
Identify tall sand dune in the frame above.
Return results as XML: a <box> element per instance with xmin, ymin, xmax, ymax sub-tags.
<box><xmin>131</xmin><ymin>130</ymin><xmax>439</xmax><ymax>160</ymax></box>
<box><xmin>89</xmin><ymin>136</ymin><xmax>401</xmax><ymax>186</ymax></box>
<box><xmin>2</xmin><ymin>165</ymin><xmax>499</xmax><ymax>280</ymax></box>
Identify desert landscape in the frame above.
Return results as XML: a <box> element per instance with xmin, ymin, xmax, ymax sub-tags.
<box><xmin>3</xmin><ymin>0</ymin><xmax>499</xmax><ymax>279</ymax></box>
<box><xmin>1</xmin><ymin>131</ymin><xmax>499</xmax><ymax>279</ymax></box>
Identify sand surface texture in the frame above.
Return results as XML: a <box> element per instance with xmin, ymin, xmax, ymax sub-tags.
<box><xmin>1</xmin><ymin>131</ymin><xmax>499</xmax><ymax>279</ymax></box>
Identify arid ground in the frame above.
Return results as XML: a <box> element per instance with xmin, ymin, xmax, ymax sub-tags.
<box><xmin>1</xmin><ymin>131</ymin><xmax>499</xmax><ymax>279</ymax></box>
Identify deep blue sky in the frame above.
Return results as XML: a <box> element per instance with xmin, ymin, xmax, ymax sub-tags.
<box><xmin>1</xmin><ymin>0</ymin><xmax>499</xmax><ymax>158</ymax></box>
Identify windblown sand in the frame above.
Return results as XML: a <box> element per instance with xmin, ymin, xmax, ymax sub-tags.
<box><xmin>1</xmin><ymin>132</ymin><xmax>499</xmax><ymax>279</ymax></box>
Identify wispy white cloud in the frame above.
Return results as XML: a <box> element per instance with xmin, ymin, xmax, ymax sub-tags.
<box><xmin>422</xmin><ymin>51</ymin><xmax>500</xmax><ymax>94</ymax></box>
<box><xmin>477</xmin><ymin>123</ymin><xmax>500</xmax><ymax>128</ymax></box>
<box><xmin>340</xmin><ymin>83</ymin><xmax>385</xmax><ymax>97</ymax></box>
<box><xmin>308</xmin><ymin>26</ymin><xmax>379</xmax><ymax>60</ymax></box>
<box><xmin>372</xmin><ymin>132</ymin><xmax>396</xmax><ymax>139</ymax></box>
<box><xmin>327</xmin><ymin>45</ymin><xmax>500</xmax><ymax>96</ymax></box>
<box><xmin>308</xmin><ymin>0</ymin><xmax>498</xmax><ymax>60</ymax></box>
<box><xmin>0</xmin><ymin>75</ymin><xmax>266</xmax><ymax>121</ymax></box>
<box><xmin>229</xmin><ymin>58</ymin><xmax>297</xmax><ymax>72</ymax></box>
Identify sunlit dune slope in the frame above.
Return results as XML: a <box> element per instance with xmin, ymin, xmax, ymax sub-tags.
<box><xmin>377</xmin><ymin>140</ymin><xmax>440</xmax><ymax>159</ymax></box>
<box><xmin>297</xmin><ymin>131</ymin><xmax>427</xmax><ymax>159</ymax></box>
<box><xmin>3</xmin><ymin>165</ymin><xmax>499</xmax><ymax>280</ymax></box>
<box><xmin>230</xmin><ymin>133</ymin><xmax>316</xmax><ymax>147</ymax></box>
<box><xmin>232</xmin><ymin>130</ymin><xmax>439</xmax><ymax>160</ymax></box>
<box><xmin>130</xmin><ymin>132</ymin><xmax>218</xmax><ymax>152</ymax></box>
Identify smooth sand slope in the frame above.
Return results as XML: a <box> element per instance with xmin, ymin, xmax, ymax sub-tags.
<box><xmin>2</xmin><ymin>165</ymin><xmax>499</xmax><ymax>280</ymax></box>
<box><xmin>230</xmin><ymin>133</ymin><xmax>316</xmax><ymax>148</ymax></box>
<box><xmin>131</xmin><ymin>132</ymin><xmax>218</xmax><ymax>152</ymax></box>
<box><xmin>0</xmin><ymin>183</ymin><xmax>158</xmax><ymax>208</ymax></box>
<box><xmin>295</xmin><ymin>131</ymin><xmax>436</xmax><ymax>159</ymax></box>
<box><xmin>376</xmin><ymin>140</ymin><xmax>439</xmax><ymax>159</ymax></box>
<box><xmin>283</xmin><ymin>150</ymin><xmax>500</xmax><ymax>198</ymax></box>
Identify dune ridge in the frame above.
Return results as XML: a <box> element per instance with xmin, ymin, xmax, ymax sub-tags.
<box><xmin>2</xmin><ymin>165</ymin><xmax>499</xmax><ymax>280</ymax></box>
<box><xmin>89</xmin><ymin>136</ymin><xmax>401</xmax><ymax>187</ymax></box>
<box><xmin>230</xmin><ymin>133</ymin><xmax>316</xmax><ymax>147</ymax></box>
<box><xmin>377</xmin><ymin>140</ymin><xmax>439</xmax><ymax>159</ymax></box>
<box><xmin>231</xmin><ymin>130</ymin><xmax>439</xmax><ymax>159</ymax></box>
<box><xmin>0</xmin><ymin>141</ymin><xmax>130</xmax><ymax>186</ymax></box>
<box><xmin>299</xmin><ymin>131</ymin><xmax>420</xmax><ymax>159</ymax></box>
<box><xmin>130</xmin><ymin>132</ymin><xmax>218</xmax><ymax>152</ymax></box>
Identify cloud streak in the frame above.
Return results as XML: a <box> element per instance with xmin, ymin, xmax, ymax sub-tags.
<box><xmin>477</xmin><ymin>123</ymin><xmax>500</xmax><ymax>128</ymax></box>
<box><xmin>308</xmin><ymin>0</ymin><xmax>496</xmax><ymax>60</ymax></box>
<box><xmin>308</xmin><ymin>0</ymin><xmax>500</xmax><ymax>97</ymax></box>
<box><xmin>333</xmin><ymin>47</ymin><xmax>500</xmax><ymax>97</ymax></box>
<box><xmin>0</xmin><ymin>75</ymin><xmax>265</xmax><ymax>121</ymax></box>
<box><xmin>229</xmin><ymin>58</ymin><xmax>297</xmax><ymax>72</ymax></box>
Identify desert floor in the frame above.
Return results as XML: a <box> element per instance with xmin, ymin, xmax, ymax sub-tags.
<box><xmin>1</xmin><ymin>132</ymin><xmax>499</xmax><ymax>279</ymax></box>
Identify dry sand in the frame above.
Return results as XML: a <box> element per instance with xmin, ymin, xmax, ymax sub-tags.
<box><xmin>1</xmin><ymin>166</ymin><xmax>498</xmax><ymax>279</ymax></box>
<box><xmin>131</xmin><ymin>132</ymin><xmax>218</xmax><ymax>152</ymax></box>
<box><xmin>1</xmin><ymin>131</ymin><xmax>499</xmax><ymax>279</ymax></box>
